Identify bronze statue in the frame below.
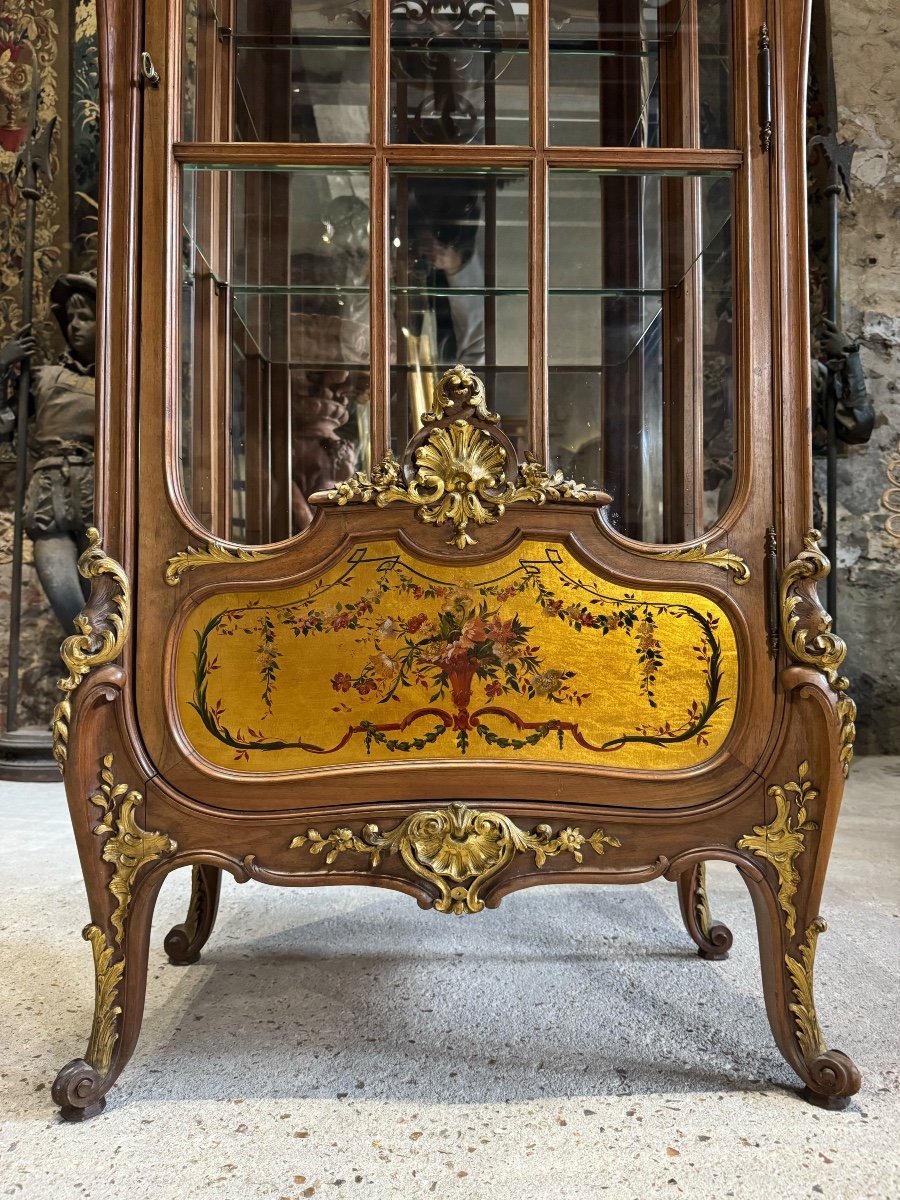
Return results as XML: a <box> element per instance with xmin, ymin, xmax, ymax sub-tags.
<box><xmin>811</xmin><ymin>316</ymin><xmax>874</xmax><ymax>452</ymax></box>
<box><xmin>0</xmin><ymin>272</ymin><xmax>96</xmax><ymax>631</ymax></box>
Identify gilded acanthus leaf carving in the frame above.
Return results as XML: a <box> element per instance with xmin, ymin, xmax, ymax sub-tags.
<box><xmin>786</xmin><ymin>917</ymin><xmax>828</xmax><ymax>1062</ymax></box>
<box><xmin>310</xmin><ymin>365</ymin><xmax>607</xmax><ymax>549</ymax></box>
<box><xmin>291</xmin><ymin>802</ymin><xmax>621</xmax><ymax>915</ymax></box>
<box><xmin>52</xmin><ymin>529</ymin><xmax>131</xmax><ymax>771</ymax></box>
<box><xmin>737</xmin><ymin>760</ymin><xmax>818</xmax><ymax>939</ymax></box>
<box><xmin>83</xmin><ymin>925</ymin><xmax>124</xmax><ymax>1074</ymax></box>
<box><xmin>80</xmin><ymin>755</ymin><xmax>176</xmax><ymax>1074</ymax></box>
<box><xmin>165</xmin><ymin>541</ymin><xmax>277</xmax><ymax>585</ymax></box>
<box><xmin>89</xmin><ymin>754</ymin><xmax>176</xmax><ymax>943</ymax></box>
<box><xmin>653</xmin><ymin>543</ymin><xmax>750</xmax><ymax>584</ymax></box>
<box><xmin>779</xmin><ymin>530</ymin><xmax>855</xmax><ymax>775</ymax></box>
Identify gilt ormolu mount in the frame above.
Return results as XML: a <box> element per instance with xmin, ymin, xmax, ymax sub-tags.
<box><xmin>51</xmin><ymin>0</ymin><xmax>862</xmax><ymax>1118</ymax></box>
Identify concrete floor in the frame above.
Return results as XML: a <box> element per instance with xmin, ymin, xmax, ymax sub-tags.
<box><xmin>0</xmin><ymin>759</ymin><xmax>898</xmax><ymax>1200</ymax></box>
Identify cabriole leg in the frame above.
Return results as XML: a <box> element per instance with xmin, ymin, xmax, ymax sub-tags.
<box><xmin>164</xmin><ymin>864</ymin><xmax>222</xmax><ymax>965</ymax></box>
<box><xmin>676</xmin><ymin>862</ymin><xmax>733</xmax><ymax>959</ymax></box>
<box><xmin>52</xmin><ymin>755</ymin><xmax>175</xmax><ymax>1120</ymax></box>
<box><xmin>737</xmin><ymin>759</ymin><xmax>861</xmax><ymax>1108</ymax></box>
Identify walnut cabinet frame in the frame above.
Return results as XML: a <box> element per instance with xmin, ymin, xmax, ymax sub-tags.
<box><xmin>51</xmin><ymin>0</ymin><xmax>862</xmax><ymax>1119</ymax></box>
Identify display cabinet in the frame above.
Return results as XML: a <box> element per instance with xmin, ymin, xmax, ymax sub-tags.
<box><xmin>51</xmin><ymin>0</ymin><xmax>861</xmax><ymax>1118</ymax></box>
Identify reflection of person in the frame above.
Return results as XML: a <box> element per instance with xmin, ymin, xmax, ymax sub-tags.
<box><xmin>0</xmin><ymin>272</ymin><xmax>96</xmax><ymax>631</ymax></box>
<box><xmin>418</xmin><ymin>231</ymin><xmax>486</xmax><ymax>365</ymax></box>
<box><xmin>408</xmin><ymin>182</ymin><xmax>486</xmax><ymax>366</ymax></box>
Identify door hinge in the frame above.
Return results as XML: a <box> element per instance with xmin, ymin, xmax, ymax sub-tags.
<box><xmin>759</xmin><ymin>24</ymin><xmax>772</xmax><ymax>153</ymax></box>
<box><xmin>765</xmin><ymin>525</ymin><xmax>779</xmax><ymax>654</ymax></box>
<box><xmin>140</xmin><ymin>50</ymin><xmax>160</xmax><ymax>88</ymax></box>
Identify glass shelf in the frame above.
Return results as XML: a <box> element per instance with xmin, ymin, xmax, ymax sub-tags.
<box><xmin>191</xmin><ymin>282</ymin><xmax>687</xmax><ymax>301</ymax></box>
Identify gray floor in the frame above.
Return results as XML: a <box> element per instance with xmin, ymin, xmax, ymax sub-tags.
<box><xmin>0</xmin><ymin>759</ymin><xmax>898</xmax><ymax>1200</ymax></box>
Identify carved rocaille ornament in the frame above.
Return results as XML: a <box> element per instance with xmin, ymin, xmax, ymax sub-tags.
<box><xmin>737</xmin><ymin>760</ymin><xmax>818</xmax><ymax>939</ymax></box>
<box><xmin>52</xmin><ymin>528</ymin><xmax>131</xmax><ymax>771</ymax></box>
<box><xmin>310</xmin><ymin>365</ymin><xmax>608</xmax><ymax>548</ymax></box>
<box><xmin>291</xmin><ymin>801</ymin><xmax>621</xmax><ymax>915</ymax></box>
<box><xmin>779</xmin><ymin>530</ymin><xmax>856</xmax><ymax>775</ymax></box>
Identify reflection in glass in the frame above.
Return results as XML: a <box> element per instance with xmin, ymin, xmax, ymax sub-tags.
<box><xmin>181</xmin><ymin>167</ymin><xmax>371</xmax><ymax>543</ymax></box>
<box><xmin>389</xmin><ymin>169</ymin><xmax>529</xmax><ymax>452</ymax></box>
<box><xmin>548</xmin><ymin>0</ymin><xmax>732</xmax><ymax>149</ymax></box>
<box><xmin>548</xmin><ymin>170</ymin><xmax>733</xmax><ymax>543</ymax></box>
<box><xmin>391</xmin><ymin>0</ymin><xmax>529</xmax><ymax>145</ymax></box>
<box><xmin>700</xmin><ymin>174</ymin><xmax>734</xmax><ymax>525</ymax></box>
<box><xmin>183</xmin><ymin>0</ymin><xmax>371</xmax><ymax>143</ymax></box>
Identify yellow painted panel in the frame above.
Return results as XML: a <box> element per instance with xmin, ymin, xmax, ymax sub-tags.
<box><xmin>176</xmin><ymin>541</ymin><xmax>738</xmax><ymax>772</ymax></box>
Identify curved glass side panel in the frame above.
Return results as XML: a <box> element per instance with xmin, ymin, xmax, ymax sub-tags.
<box><xmin>548</xmin><ymin>169</ymin><xmax>733</xmax><ymax>543</ymax></box>
<box><xmin>183</xmin><ymin>0</ymin><xmax>372</xmax><ymax>143</ymax></box>
<box><xmin>180</xmin><ymin>166</ymin><xmax>371</xmax><ymax>543</ymax></box>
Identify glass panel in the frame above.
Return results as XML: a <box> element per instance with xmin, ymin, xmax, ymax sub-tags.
<box><xmin>181</xmin><ymin>167</ymin><xmax>371</xmax><ymax>543</ymax></box>
<box><xmin>548</xmin><ymin>169</ymin><xmax>733</xmax><ymax>543</ymax></box>
<box><xmin>391</xmin><ymin>1</ymin><xmax>530</xmax><ymax>145</ymax></box>
<box><xmin>548</xmin><ymin>0</ymin><xmax>732</xmax><ymax>148</ymax></box>
<box><xmin>700</xmin><ymin>172</ymin><xmax>734</xmax><ymax>525</ymax></box>
<box><xmin>183</xmin><ymin>0</ymin><xmax>371</xmax><ymax>143</ymax></box>
<box><xmin>390</xmin><ymin>169</ymin><xmax>529</xmax><ymax>452</ymax></box>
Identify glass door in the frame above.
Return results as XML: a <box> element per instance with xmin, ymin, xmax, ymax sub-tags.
<box><xmin>174</xmin><ymin>0</ymin><xmax>748</xmax><ymax>546</ymax></box>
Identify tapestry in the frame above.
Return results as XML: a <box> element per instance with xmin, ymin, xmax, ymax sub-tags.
<box><xmin>0</xmin><ymin>0</ymin><xmax>63</xmax><ymax>344</ymax></box>
<box><xmin>176</xmin><ymin>540</ymin><xmax>740</xmax><ymax>773</ymax></box>
<box><xmin>70</xmin><ymin>0</ymin><xmax>97</xmax><ymax>266</ymax></box>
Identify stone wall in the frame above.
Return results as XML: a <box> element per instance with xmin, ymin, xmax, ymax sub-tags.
<box><xmin>826</xmin><ymin>0</ymin><xmax>900</xmax><ymax>752</ymax></box>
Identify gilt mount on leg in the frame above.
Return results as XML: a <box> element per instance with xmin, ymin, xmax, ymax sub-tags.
<box><xmin>737</xmin><ymin>761</ymin><xmax>861</xmax><ymax>1108</ymax></box>
<box><xmin>52</xmin><ymin>755</ymin><xmax>176</xmax><ymax>1120</ymax></box>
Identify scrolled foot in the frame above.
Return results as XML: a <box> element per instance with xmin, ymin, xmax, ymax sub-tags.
<box><xmin>163</xmin><ymin>923</ymin><xmax>198</xmax><ymax>964</ymax></box>
<box><xmin>164</xmin><ymin>865</ymin><xmax>221</xmax><ymax>965</ymax></box>
<box><xmin>698</xmin><ymin>921</ymin><xmax>734</xmax><ymax>960</ymax></box>
<box><xmin>52</xmin><ymin>1058</ymin><xmax>108</xmax><ymax>1121</ymax></box>
<box><xmin>798</xmin><ymin>1049</ymin><xmax>861</xmax><ymax>1109</ymax></box>
<box><xmin>677</xmin><ymin>863</ymin><xmax>733</xmax><ymax>960</ymax></box>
